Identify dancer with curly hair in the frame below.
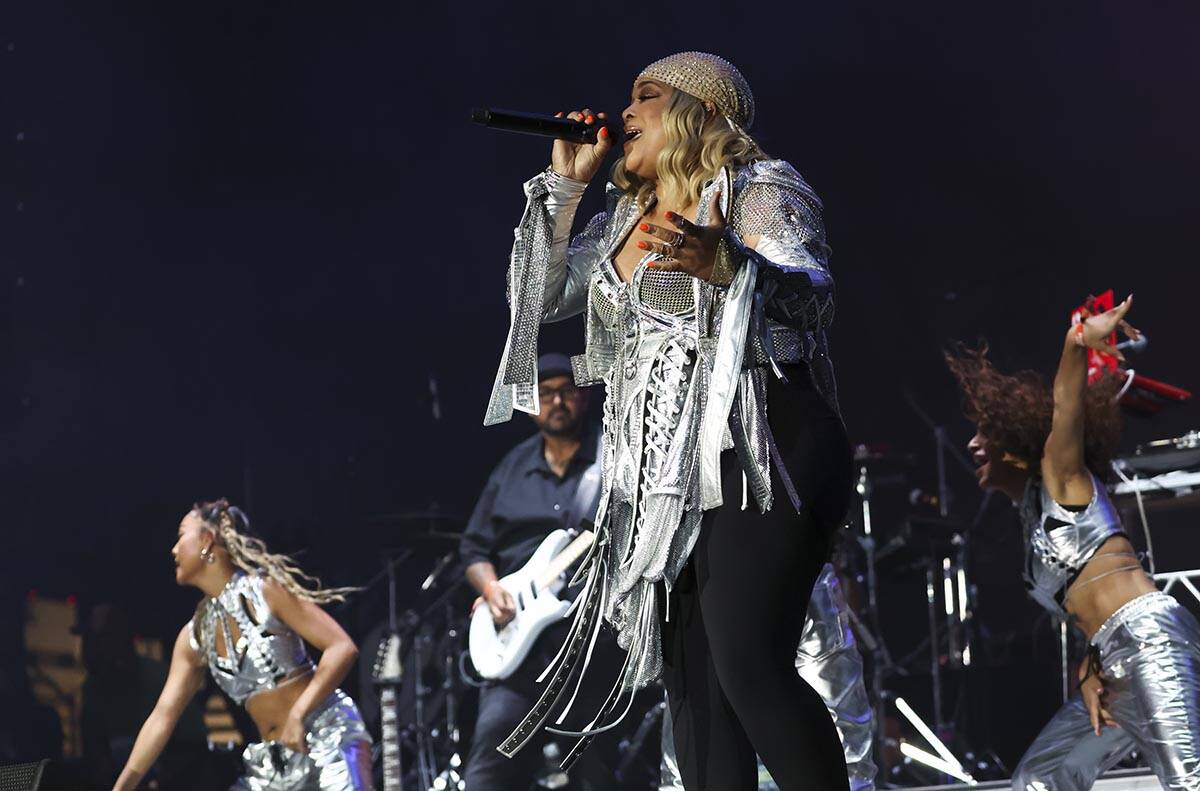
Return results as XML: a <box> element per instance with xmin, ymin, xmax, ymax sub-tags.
<box><xmin>947</xmin><ymin>297</ymin><xmax>1200</xmax><ymax>790</ymax></box>
<box><xmin>113</xmin><ymin>500</ymin><xmax>373</xmax><ymax>791</ymax></box>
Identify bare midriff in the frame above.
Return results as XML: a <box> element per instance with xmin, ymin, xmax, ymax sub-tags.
<box><xmin>243</xmin><ymin>668</ymin><xmax>315</xmax><ymax>741</ymax></box>
<box><xmin>1065</xmin><ymin>535</ymin><xmax>1158</xmax><ymax>640</ymax></box>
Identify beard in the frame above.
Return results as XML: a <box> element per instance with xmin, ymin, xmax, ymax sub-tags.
<box><xmin>540</xmin><ymin>408</ymin><xmax>584</xmax><ymax>438</ymax></box>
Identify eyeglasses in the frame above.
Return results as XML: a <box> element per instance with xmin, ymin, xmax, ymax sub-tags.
<box><xmin>538</xmin><ymin>384</ymin><xmax>580</xmax><ymax>403</ymax></box>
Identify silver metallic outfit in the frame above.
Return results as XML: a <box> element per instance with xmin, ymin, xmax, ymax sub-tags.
<box><xmin>1018</xmin><ymin>472</ymin><xmax>1124</xmax><ymax>619</ymax></box>
<box><xmin>659</xmin><ymin>564</ymin><xmax>876</xmax><ymax>791</ymax></box>
<box><xmin>231</xmin><ymin>690</ymin><xmax>374</xmax><ymax>791</ymax></box>
<box><xmin>487</xmin><ymin>157</ymin><xmax>837</xmax><ymax>764</ymax></box>
<box><xmin>189</xmin><ymin>571</ymin><xmax>373</xmax><ymax>790</ymax></box>
<box><xmin>1012</xmin><ymin>592</ymin><xmax>1200</xmax><ymax>790</ymax></box>
<box><xmin>1011</xmin><ymin>477</ymin><xmax>1200</xmax><ymax>790</ymax></box>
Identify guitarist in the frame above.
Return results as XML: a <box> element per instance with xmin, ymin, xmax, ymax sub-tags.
<box><xmin>460</xmin><ymin>353</ymin><xmax>613</xmax><ymax>790</ymax></box>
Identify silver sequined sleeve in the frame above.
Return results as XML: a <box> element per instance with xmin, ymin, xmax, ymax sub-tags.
<box><xmin>731</xmin><ymin>175</ymin><xmax>835</xmax><ymax>329</ymax></box>
<box><xmin>537</xmin><ymin>169</ymin><xmax>599</xmax><ymax>322</ymax></box>
<box><xmin>485</xmin><ymin>168</ymin><xmax>605</xmax><ymax>425</ymax></box>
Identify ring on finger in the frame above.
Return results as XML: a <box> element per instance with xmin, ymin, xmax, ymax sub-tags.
<box><xmin>672</xmin><ymin>231</ymin><xmax>687</xmax><ymax>248</ymax></box>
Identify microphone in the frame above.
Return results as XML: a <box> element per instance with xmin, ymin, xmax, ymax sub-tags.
<box><xmin>1116</xmin><ymin>333</ymin><xmax>1149</xmax><ymax>353</ymax></box>
<box><xmin>421</xmin><ymin>551</ymin><xmax>457</xmax><ymax>592</ymax></box>
<box><xmin>470</xmin><ymin>108</ymin><xmax>604</xmax><ymax>143</ymax></box>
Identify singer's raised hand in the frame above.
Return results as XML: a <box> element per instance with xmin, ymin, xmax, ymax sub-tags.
<box><xmin>551</xmin><ymin>109</ymin><xmax>611</xmax><ymax>183</ymax></box>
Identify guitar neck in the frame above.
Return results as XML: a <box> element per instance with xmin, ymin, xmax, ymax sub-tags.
<box><xmin>380</xmin><ymin>686</ymin><xmax>402</xmax><ymax>791</ymax></box>
<box><xmin>536</xmin><ymin>530</ymin><xmax>595</xmax><ymax>590</ymax></box>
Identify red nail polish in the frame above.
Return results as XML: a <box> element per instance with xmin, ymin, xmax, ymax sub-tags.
<box><xmin>637</xmin><ymin>241</ymin><xmax>648</xmax><ymax>250</ymax></box>
<box><xmin>664</xmin><ymin>211</ymin><xmax>675</xmax><ymax>220</ymax></box>
<box><xmin>639</xmin><ymin>223</ymin><xmax>649</xmax><ymax>232</ymax></box>
<box><xmin>599</xmin><ymin>127</ymin><xmax>609</xmax><ymax>139</ymax></box>
<box><xmin>586</xmin><ymin>115</ymin><xmax>595</xmax><ymax>123</ymax></box>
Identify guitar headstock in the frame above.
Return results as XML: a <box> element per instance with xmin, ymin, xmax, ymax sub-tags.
<box><xmin>372</xmin><ymin>631</ymin><xmax>403</xmax><ymax>685</ymax></box>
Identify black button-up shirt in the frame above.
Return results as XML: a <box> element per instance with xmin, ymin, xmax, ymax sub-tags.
<box><xmin>460</xmin><ymin>426</ymin><xmax>601</xmax><ymax>578</ymax></box>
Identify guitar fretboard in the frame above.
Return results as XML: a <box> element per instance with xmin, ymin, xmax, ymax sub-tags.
<box><xmin>536</xmin><ymin>530</ymin><xmax>595</xmax><ymax>590</ymax></box>
<box><xmin>381</xmin><ymin>687</ymin><xmax>401</xmax><ymax>790</ymax></box>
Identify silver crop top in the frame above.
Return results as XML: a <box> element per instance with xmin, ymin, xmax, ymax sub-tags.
<box><xmin>1018</xmin><ymin>472</ymin><xmax>1126</xmax><ymax>618</ymax></box>
<box><xmin>188</xmin><ymin>571</ymin><xmax>314</xmax><ymax>704</ymax></box>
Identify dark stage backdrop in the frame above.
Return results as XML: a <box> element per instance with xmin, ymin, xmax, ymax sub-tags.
<box><xmin>3</xmin><ymin>0</ymin><xmax>1198</xmax><ymax>767</ymax></box>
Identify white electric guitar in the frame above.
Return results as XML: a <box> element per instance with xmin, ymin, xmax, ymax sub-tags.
<box><xmin>468</xmin><ymin>528</ymin><xmax>595</xmax><ymax>681</ymax></box>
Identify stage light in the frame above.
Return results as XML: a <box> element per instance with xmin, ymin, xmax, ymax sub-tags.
<box><xmin>900</xmin><ymin>742</ymin><xmax>978</xmax><ymax>785</ymax></box>
<box><xmin>894</xmin><ymin>696</ymin><xmax>962</xmax><ymax>772</ymax></box>
<box><xmin>943</xmin><ymin>558</ymin><xmax>954</xmax><ymax>616</ymax></box>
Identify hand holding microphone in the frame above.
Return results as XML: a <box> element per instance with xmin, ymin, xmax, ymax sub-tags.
<box><xmin>471</xmin><ymin>106</ymin><xmax>613</xmax><ymax>183</ymax></box>
<box><xmin>551</xmin><ymin>108</ymin><xmax>612</xmax><ymax>183</ymax></box>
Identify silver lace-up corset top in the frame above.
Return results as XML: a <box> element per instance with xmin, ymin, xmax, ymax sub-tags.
<box><xmin>189</xmin><ymin>571</ymin><xmax>315</xmax><ymax>704</ymax></box>
<box><xmin>592</xmin><ymin>263</ymin><xmax>696</xmax><ymax>331</ymax></box>
<box><xmin>1018</xmin><ymin>473</ymin><xmax>1126</xmax><ymax>618</ymax></box>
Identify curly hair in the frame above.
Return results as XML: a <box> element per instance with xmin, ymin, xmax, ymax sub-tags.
<box><xmin>944</xmin><ymin>343</ymin><xmax>1124</xmax><ymax>479</ymax></box>
<box><xmin>611</xmin><ymin>88</ymin><xmax>766</xmax><ymax>210</ymax></box>
<box><xmin>194</xmin><ymin>499</ymin><xmax>358</xmax><ymax>604</ymax></box>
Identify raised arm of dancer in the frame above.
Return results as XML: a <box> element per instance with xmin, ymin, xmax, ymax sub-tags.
<box><xmin>1041</xmin><ymin>295</ymin><xmax>1136</xmax><ymax>505</ymax></box>
<box><xmin>262</xmin><ymin>580</ymin><xmax>359</xmax><ymax>754</ymax></box>
<box><xmin>112</xmin><ymin>624</ymin><xmax>206</xmax><ymax>791</ymax></box>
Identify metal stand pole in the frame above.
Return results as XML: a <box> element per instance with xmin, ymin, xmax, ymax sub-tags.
<box><xmin>926</xmin><ymin>563</ymin><xmax>945</xmax><ymax>734</ymax></box>
<box><xmin>856</xmin><ymin>464</ymin><xmax>898</xmax><ymax>770</ymax></box>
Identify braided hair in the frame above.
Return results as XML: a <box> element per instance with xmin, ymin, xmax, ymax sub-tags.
<box><xmin>194</xmin><ymin>498</ymin><xmax>358</xmax><ymax>604</ymax></box>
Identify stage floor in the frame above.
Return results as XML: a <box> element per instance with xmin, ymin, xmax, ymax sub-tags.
<box><xmin>905</xmin><ymin>768</ymin><xmax>1162</xmax><ymax>790</ymax></box>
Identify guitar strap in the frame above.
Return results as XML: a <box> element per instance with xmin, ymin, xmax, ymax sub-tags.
<box><xmin>568</xmin><ymin>431</ymin><xmax>603</xmax><ymax>530</ymax></box>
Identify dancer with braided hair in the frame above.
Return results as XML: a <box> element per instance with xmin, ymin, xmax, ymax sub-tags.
<box><xmin>113</xmin><ymin>500</ymin><xmax>373</xmax><ymax>791</ymax></box>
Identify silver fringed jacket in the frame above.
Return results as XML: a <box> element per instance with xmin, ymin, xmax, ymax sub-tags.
<box><xmin>486</xmin><ymin>158</ymin><xmax>839</xmax><ymax>696</ymax></box>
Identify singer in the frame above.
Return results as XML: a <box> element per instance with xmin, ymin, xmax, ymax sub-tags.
<box><xmin>486</xmin><ymin>52</ymin><xmax>853</xmax><ymax>789</ymax></box>
<box><xmin>946</xmin><ymin>299</ymin><xmax>1200</xmax><ymax>790</ymax></box>
<box><xmin>112</xmin><ymin>500</ymin><xmax>373</xmax><ymax>791</ymax></box>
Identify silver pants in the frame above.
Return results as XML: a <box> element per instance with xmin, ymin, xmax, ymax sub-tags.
<box><xmin>661</xmin><ymin>563</ymin><xmax>877</xmax><ymax>790</ymax></box>
<box><xmin>1013</xmin><ymin>592</ymin><xmax>1200</xmax><ymax>791</ymax></box>
<box><xmin>231</xmin><ymin>689</ymin><xmax>374</xmax><ymax>791</ymax></box>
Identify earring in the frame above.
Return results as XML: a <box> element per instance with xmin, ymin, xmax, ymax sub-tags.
<box><xmin>200</xmin><ymin>545</ymin><xmax>216</xmax><ymax>564</ymax></box>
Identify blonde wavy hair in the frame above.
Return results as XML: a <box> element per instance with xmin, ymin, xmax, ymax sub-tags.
<box><xmin>611</xmin><ymin>88</ymin><xmax>767</xmax><ymax>210</ymax></box>
<box><xmin>195</xmin><ymin>498</ymin><xmax>358</xmax><ymax>604</ymax></box>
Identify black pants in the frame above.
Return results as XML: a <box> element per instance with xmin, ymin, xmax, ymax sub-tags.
<box><xmin>661</xmin><ymin>365</ymin><xmax>854</xmax><ymax>790</ymax></box>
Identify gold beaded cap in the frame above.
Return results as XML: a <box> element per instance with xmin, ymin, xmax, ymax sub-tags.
<box><xmin>637</xmin><ymin>51</ymin><xmax>755</xmax><ymax>129</ymax></box>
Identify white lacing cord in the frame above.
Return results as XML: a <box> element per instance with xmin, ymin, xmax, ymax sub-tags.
<box><xmin>1112</xmin><ymin>460</ymin><xmax>1156</xmax><ymax>576</ymax></box>
<box><xmin>631</xmin><ymin>345</ymin><xmax>690</xmax><ymax>569</ymax></box>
